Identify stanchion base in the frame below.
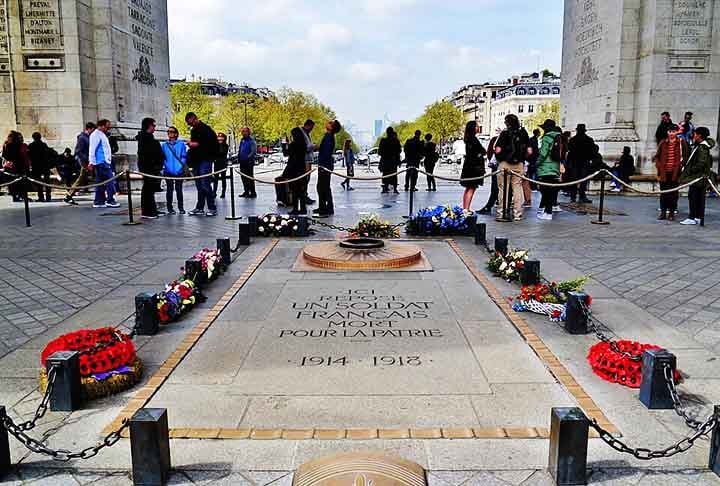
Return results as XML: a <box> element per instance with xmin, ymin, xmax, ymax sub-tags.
<box><xmin>402</xmin><ymin>215</ymin><xmax>411</xmax><ymax>219</ymax></box>
<box><xmin>591</xmin><ymin>221</ymin><xmax>610</xmax><ymax>225</ymax></box>
<box><xmin>225</xmin><ymin>216</ymin><xmax>243</xmax><ymax>221</ymax></box>
<box><xmin>495</xmin><ymin>218</ymin><xmax>512</xmax><ymax>223</ymax></box>
<box><xmin>122</xmin><ymin>221</ymin><xmax>143</xmax><ymax>226</ymax></box>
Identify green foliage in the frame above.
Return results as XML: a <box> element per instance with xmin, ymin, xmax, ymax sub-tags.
<box><xmin>524</xmin><ymin>100</ymin><xmax>561</xmax><ymax>132</ymax></box>
<box><xmin>169</xmin><ymin>83</ymin><xmax>215</xmax><ymax>137</ymax></box>
<box><xmin>419</xmin><ymin>100</ymin><xmax>464</xmax><ymax>143</ymax></box>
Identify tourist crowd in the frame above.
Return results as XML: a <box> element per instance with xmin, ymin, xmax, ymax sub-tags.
<box><xmin>0</xmin><ymin>110</ymin><xmax>716</xmax><ymax>225</ymax></box>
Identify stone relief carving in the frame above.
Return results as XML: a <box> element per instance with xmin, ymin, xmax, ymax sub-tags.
<box><xmin>132</xmin><ymin>56</ymin><xmax>157</xmax><ymax>87</ymax></box>
<box><xmin>574</xmin><ymin>56</ymin><xmax>598</xmax><ymax>88</ymax></box>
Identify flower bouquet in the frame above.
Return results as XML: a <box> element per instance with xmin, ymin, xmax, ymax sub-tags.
<box><xmin>350</xmin><ymin>214</ymin><xmax>400</xmax><ymax>239</ymax></box>
<box><xmin>487</xmin><ymin>248</ymin><xmax>529</xmax><ymax>282</ymax></box>
<box><xmin>406</xmin><ymin>205</ymin><xmax>476</xmax><ymax>236</ymax></box>
<box><xmin>192</xmin><ymin>248</ymin><xmax>225</xmax><ymax>281</ymax></box>
<box><xmin>587</xmin><ymin>340</ymin><xmax>680</xmax><ymax>389</ymax></box>
<box><xmin>256</xmin><ymin>214</ymin><xmax>304</xmax><ymax>237</ymax></box>
<box><xmin>40</xmin><ymin>327</ymin><xmax>143</xmax><ymax>399</ymax></box>
<box><xmin>156</xmin><ymin>279</ymin><xmax>201</xmax><ymax>324</ymax></box>
<box><xmin>511</xmin><ymin>276</ymin><xmax>592</xmax><ymax>321</ymax></box>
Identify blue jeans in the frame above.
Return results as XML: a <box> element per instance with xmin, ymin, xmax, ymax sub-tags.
<box><xmin>94</xmin><ymin>163</ymin><xmax>116</xmax><ymax>204</ymax></box>
<box><xmin>194</xmin><ymin>161</ymin><xmax>215</xmax><ymax>211</ymax></box>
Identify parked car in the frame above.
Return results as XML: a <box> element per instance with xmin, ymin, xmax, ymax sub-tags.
<box><xmin>357</xmin><ymin>147</ymin><xmax>380</xmax><ymax>166</ymax></box>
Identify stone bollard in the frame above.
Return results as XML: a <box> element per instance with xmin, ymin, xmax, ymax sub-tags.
<box><xmin>216</xmin><ymin>238</ymin><xmax>231</xmax><ymax>267</ymax></box>
<box><xmin>548</xmin><ymin>407</ymin><xmax>588</xmax><ymax>486</ymax></box>
<box><xmin>521</xmin><ymin>260</ymin><xmax>541</xmax><ymax>286</ymax></box>
<box><xmin>464</xmin><ymin>215</ymin><xmax>477</xmax><ymax>236</ymax></box>
<box><xmin>494</xmin><ymin>237</ymin><xmax>508</xmax><ymax>255</ymax></box>
<box><xmin>247</xmin><ymin>216</ymin><xmax>258</xmax><ymax>237</ymax></box>
<box><xmin>237</xmin><ymin>223</ymin><xmax>251</xmax><ymax>247</ymax></box>
<box><xmin>296</xmin><ymin>216</ymin><xmax>309</xmax><ymax>237</ymax></box>
<box><xmin>130</xmin><ymin>408</ymin><xmax>171</xmax><ymax>486</ymax></box>
<box><xmin>184</xmin><ymin>258</ymin><xmax>206</xmax><ymax>288</ymax></box>
<box><xmin>135</xmin><ymin>293</ymin><xmax>159</xmax><ymax>336</ymax></box>
<box><xmin>564</xmin><ymin>292</ymin><xmax>590</xmax><ymax>335</ymax></box>
<box><xmin>474</xmin><ymin>222</ymin><xmax>487</xmax><ymax>246</ymax></box>
<box><xmin>415</xmin><ymin>216</ymin><xmax>429</xmax><ymax>236</ymax></box>
<box><xmin>639</xmin><ymin>349</ymin><xmax>676</xmax><ymax>410</ymax></box>
<box><xmin>0</xmin><ymin>406</ymin><xmax>10</xmax><ymax>479</ymax></box>
<box><xmin>710</xmin><ymin>405</ymin><xmax>720</xmax><ymax>477</ymax></box>
<box><xmin>46</xmin><ymin>352</ymin><xmax>82</xmax><ymax>412</ymax></box>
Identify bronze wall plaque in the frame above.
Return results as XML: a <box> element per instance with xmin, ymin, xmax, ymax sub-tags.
<box><xmin>294</xmin><ymin>453</ymin><xmax>426</xmax><ymax>486</ymax></box>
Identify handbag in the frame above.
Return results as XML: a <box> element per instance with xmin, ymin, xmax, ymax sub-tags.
<box><xmin>2</xmin><ymin>160</ymin><xmax>14</xmax><ymax>171</ymax></box>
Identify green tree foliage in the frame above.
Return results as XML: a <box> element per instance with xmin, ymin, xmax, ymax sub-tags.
<box><xmin>419</xmin><ymin>100</ymin><xmax>464</xmax><ymax>143</ymax></box>
<box><xmin>523</xmin><ymin>100</ymin><xmax>561</xmax><ymax>133</ymax></box>
<box><xmin>169</xmin><ymin>82</ymin><xmax>215</xmax><ymax>137</ymax></box>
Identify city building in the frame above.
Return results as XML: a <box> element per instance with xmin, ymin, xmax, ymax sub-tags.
<box><xmin>445</xmin><ymin>82</ymin><xmax>510</xmax><ymax>136</ymax></box>
<box><xmin>170</xmin><ymin>77</ymin><xmax>275</xmax><ymax>99</ymax></box>
<box><xmin>373</xmin><ymin>119</ymin><xmax>384</xmax><ymax>139</ymax></box>
<box><xmin>490</xmin><ymin>76</ymin><xmax>561</xmax><ymax>133</ymax></box>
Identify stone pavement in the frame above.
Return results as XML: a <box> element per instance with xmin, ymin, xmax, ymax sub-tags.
<box><xmin>1</xmin><ymin>166</ymin><xmax>719</xmax><ymax>485</ymax></box>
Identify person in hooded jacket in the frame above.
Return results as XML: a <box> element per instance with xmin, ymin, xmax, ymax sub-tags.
<box><xmin>535</xmin><ymin>120</ymin><xmax>563</xmax><ymax>220</ymax></box>
<box><xmin>28</xmin><ymin>132</ymin><xmax>55</xmax><ymax>202</ymax></box>
<box><xmin>136</xmin><ymin>117</ymin><xmax>165</xmax><ymax>219</ymax></box>
<box><xmin>679</xmin><ymin>127</ymin><xmax>716</xmax><ymax>225</ymax></box>
<box><xmin>379</xmin><ymin>127</ymin><xmax>401</xmax><ymax>194</ymax></box>
<box><xmin>162</xmin><ymin>126</ymin><xmax>188</xmax><ymax>214</ymax></box>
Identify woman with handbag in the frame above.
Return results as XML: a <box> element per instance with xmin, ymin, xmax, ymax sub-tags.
<box><xmin>2</xmin><ymin>131</ymin><xmax>31</xmax><ymax>203</ymax></box>
<box><xmin>460</xmin><ymin>121</ymin><xmax>486</xmax><ymax>210</ymax></box>
<box><xmin>162</xmin><ymin>126</ymin><xmax>189</xmax><ymax>214</ymax></box>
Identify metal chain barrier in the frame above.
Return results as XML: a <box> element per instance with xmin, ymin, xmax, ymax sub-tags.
<box><xmin>10</xmin><ymin>365</ymin><xmax>58</xmax><ymax>432</ymax></box>
<box><xmin>578</xmin><ymin>299</ymin><xmax>643</xmax><ymax>362</ymax></box>
<box><xmin>308</xmin><ymin>217</ymin><xmax>408</xmax><ymax>234</ymax></box>
<box><xmin>664</xmin><ymin>363</ymin><xmax>704</xmax><ymax>430</ymax></box>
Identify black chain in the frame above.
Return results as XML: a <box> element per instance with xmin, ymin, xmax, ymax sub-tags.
<box><xmin>2</xmin><ymin>414</ymin><xmax>129</xmax><ymax>462</ymax></box>
<box><xmin>12</xmin><ymin>365</ymin><xmax>58</xmax><ymax>432</ymax></box>
<box><xmin>663</xmin><ymin>363</ymin><xmax>704</xmax><ymax>430</ymax></box>
<box><xmin>580</xmin><ymin>300</ymin><xmax>643</xmax><ymax>362</ymax></box>
<box><xmin>309</xmin><ymin>218</ymin><xmax>407</xmax><ymax>234</ymax></box>
<box><xmin>589</xmin><ymin>414</ymin><xmax>716</xmax><ymax>460</ymax></box>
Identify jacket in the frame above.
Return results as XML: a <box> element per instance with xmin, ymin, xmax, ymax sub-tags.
<box><xmin>28</xmin><ymin>140</ymin><xmax>52</xmax><ymax>172</ymax></box>
<box><xmin>653</xmin><ymin>138</ymin><xmax>689</xmax><ymax>183</ymax></box>
<box><xmin>284</xmin><ymin>126</ymin><xmax>308</xmax><ymax>179</ymax></box>
<box><xmin>424</xmin><ymin>142</ymin><xmax>438</xmax><ymax>166</ymax></box>
<box><xmin>495</xmin><ymin>127</ymin><xmax>530</xmax><ymax>164</ymax></box>
<box><xmin>74</xmin><ymin>132</ymin><xmax>91</xmax><ymax>166</ymax></box>
<box><xmin>317</xmin><ymin>132</ymin><xmax>336</xmax><ymax>170</ymax></box>
<box><xmin>238</xmin><ymin>136</ymin><xmax>257</xmax><ymax>164</ymax></box>
<box><xmin>460</xmin><ymin>136</ymin><xmax>486</xmax><ymax>187</ymax></box>
<box><xmin>135</xmin><ymin>131</ymin><xmax>164</xmax><ymax>175</ymax></box>
<box><xmin>403</xmin><ymin>136</ymin><xmax>423</xmax><ymax>167</ymax></box>
<box><xmin>188</xmin><ymin>121</ymin><xmax>218</xmax><ymax>168</ymax></box>
<box><xmin>162</xmin><ymin>140</ymin><xmax>188</xmax><ymax>176</ymax></box>
<box><xmin>378</xmin><ymin>136</ymin><xmax>401</xmax><ymax>171</ymax></box>
<box><xmin>89</xmin><ymin>129</ymin><xmax>112</xmax><ymax>165</ymax></box>
<box><xmin>567</xmin><ymin>133</ymin><xmax>595</xmax><ymax>178</ymax></box>
<box><xmin>536</xmin><ymin>128</ymin><xmax>562</xmax><ymax>178</ymax></box>
<box><xmin>680</xmin><ymin>138</ymin><xmax>716</xmax><ymax>187</ymax></box>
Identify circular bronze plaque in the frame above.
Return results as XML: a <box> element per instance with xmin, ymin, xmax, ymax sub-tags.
<box><xmin>294</xmin><ymin>452</ymin><xmax>426</xmax><ymax>486</ymax></box>
<box><xmin>339</xmin><ymin>238</ymin><xmax>386</xmax><ymax>250</ymax></box>
<box><xmin>302</xmin><ymin>241</ymin><xmax>423</xmax><ymax>271</ymax></box>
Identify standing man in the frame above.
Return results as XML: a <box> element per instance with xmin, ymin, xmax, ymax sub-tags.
<box><xmin>655</xmin><ymin>112</ymin><xmax>674</xmax><ymax>145</ymax></box>
<box><xmin>680</xmin><ymin>127</ymin><xmax>715</xmax><ymax>225</ymax></box>
<box><xmin>286</xmin><ymin>126</ymin><xmax>309</xmax><ymax>215</ymax></box>
<box><xmin>65</xmin><ymin>122</ymin><xmax>96</xmax><ymax>205</ymax></box>
<box><xmin>653</xmin><ymin>124</ymin><xmax>688</xmax><ymax>221</ymax></box>
<box><xmin>566</xmin><ymin>124</ymin><xmax>594</xmax><ymax>204</ymax></box>
<box><xmin>314</xmin><ymin>119</ymin><xmax>342</xmax><ymax>217</ymax></box>
<box><xmin>88</xmin><ymin>119</ymin><xmax>120</xmax><ymax>208</ymax></box>
<box><xmin>185</xmin><ymin>112</ymin><xmax>219</xmax><ymax>217</ymax></box>
<box><xmin>423</xmin><ymin>133</ymin><xmax>438</xmax><ymax>191</ymax></box>
<box><xmin>524</xmin><ymin>128</ymin><xmax>541</xmax><ymax>205</ymax></box>
<box><xmin>301</xmin><ymin>119</ymin><xmax>317</xmax><ymax>206</ymax></box>
<box><xmin>495</xmin><ymin>114</ymin><xmax>530</xmax><ymax>221</ymax></box>
<box><xmin>28</xmin><ymin>132</ymin><xmax>53</xmax><ymax>202</ymax></box>
<box><xmin>238</xmin><ymin>127</ymin><xmax>258</xmax><ymax>198</ymax></box>
<box><xmin>403</xmin><ymin>130</ymin><xmax>423</xmax><ymax>192</ymax></box>
<box><xmin>136</xmin><ymin>117</ymin><xmax>164</xmax><ymax>219</ymax></box>
<box><xmin>678</xmin><ymin>112</ymin><xmax>695</xmax><ymax>145</ymax></box>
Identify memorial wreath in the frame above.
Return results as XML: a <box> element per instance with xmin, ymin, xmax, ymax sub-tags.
<box><xmin>351</xmin><ymin>214</ymin><xmax>400</xmax><ymax>239</ymax></box>
<box><xmin>406</xmin><ymin>205</ymin><xmax>475</xmax><ymax>236</ymax></box>
<box><xmin>487</xmin><ymin>248</ymin><xmax>529</xmax><ymax>282</ymax></box>
<box><xmin>256</xmin><ymin>214</ymin><xmax>304</xmax><ymax>237</ymax></box>
<box><xmin>191</xmin><ymin>248</ymin><xmax>225</xmax><ymax>281</ymax></box>
<box><xmin>587</xmin><ymin>340</ymin><xmax>679</xmax><ymax>389</ymax></box>
<box><xmin>156</xmin><ymin>279</ymin><xmax>201</xmax><ymax>324</ymax></box>
<box><xmin>511</xmin><ymin>276</ymin><xmax>592</xmax><ymax>321</ymax></box>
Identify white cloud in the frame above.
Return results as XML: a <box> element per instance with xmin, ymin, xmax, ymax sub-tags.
<box><xmin>307</xmin><ymin>23</ymin><xmax>352</xmax><ymax>45</ymax></box>
<box><xmin>349</xmin><ymin>62</ymin><xmax>402</xmax><ymax>83</ymax></box>
<box><xmin>363</xmin><ymin>0</ymin><xmax>419</xmax><ymax>17</ymax></box>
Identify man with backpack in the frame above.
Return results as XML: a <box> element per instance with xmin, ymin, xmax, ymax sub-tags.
<box><xmin>536</xmin><ymin>119</ymin><xmax>564</xmax><ymax>221</ymax></box>
<box><xmin>494</xmin><ymin>114</ymin><xmax>531</xmax><ymax>221</ymax></box>
<box><xmin>566</xmin><ymin>123</ymin><xmax>595</xmax><ymax>204</ymax></box>
<box><xmin>185</xmin><ymin>112</ymin><xmax>219</xmax><ymax>217</ymax></box>
<box><xmin>403</xmin><ymin>130</ymin><xmax>424</xmax><ymax>192</ymax></box>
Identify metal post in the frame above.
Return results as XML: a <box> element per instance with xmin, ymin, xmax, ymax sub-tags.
<box><xmin>549</xmin><ymin>407</ymin><xmax>588</xmax><ymax>486</ymax></box>
<box><xmin>521</xmin><ymin>260</ymin><xmax>541</xmax><ymax>286</ymax></box>
<box><xmin>474</xmin><ymin>222</ymin><xmax>487</xmax><ymax>246</ymax></box>
<box><xmin>217</xmin><ymin>238</ymin><xmax>231</xmax><ymax>266</ymax></box>
<box><xmin>639</xmin><ymin>349</ymin><xmax>677</xmax><ymax>410</ymax></box>
<box><xmin>225</xmin><ymin>166</ymin><xmax>241</xmax><ymax>220</ymax></box>
<box><xmin>710</xmin><ymin>405</ymin><xmax>720</xmax><ymax>477</ymax></box>
<box><xmin>123</xmin><ymin>172</ymin><xmax>141</xmax><ymax>226</ymax></box>
<box><xmin>46</xmin><ymin>352</ymin><xmax>82</xmax><ymax>412</ymax></box>
<box><xmin>591</xmin><ymin>174</ymin><xmax>610</xmax><ymax>225</ymax></box>
<box><xmin>297</xmin><ymin>216</ymin><xmax>309</xmax><ymax>237</ymax></box>
<box><xmin>237</xmin><ymin>222</ymin><xmax>251</xmax><ymax>246</ymax></box>
<box><xmin>406</xmin><ymin>168</ymin><xmax>416</xmax><ymax>218</ymax></box>
<box><xmin>130</xmin><ymin>408</ymin><xmax>171</xmax><ymax>486</ymax></box>
<box><xmin>23</xmin><ymin>179</ymin><xmax>30</xmax><ymax>227</ymax></box>
<box><xmin>0</xmin><ymin>406</ymin><xmax>10</xmax><ymax>479</ymax></box>
<box><xmin>564</xmin><ymin>292</ymin><xmax>590</xmax><ymax>335</ymax></box>
<box><xmin>499</xmin><ymin>169</ymin><xmax>511</xmax><ymax>222</ymax></box>
<box><xmin>184</xmin><ymin>258</ymin><xmax>206</xmax><ymax>288</ymax></box>
<box><xmin>247</xmin><ymin>215</ymin><xmax>258</xmax><ymax>237</ymax></box>
<box><xmin>135</xmin><ymin>293</ymin><xmax>159</xmax><ymax>336</ymax></box>
<box><xmin>494</xmin><ymin>237</ymin><xmax>509</xmax><ymax>255</ymax></box>
<box><xmin>464</xmin><ymin>214</ymin><xmax>477</xmax><ymax>236</ymax></box>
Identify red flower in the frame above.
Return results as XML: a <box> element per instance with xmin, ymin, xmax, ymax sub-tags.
<box><xmin>41</xmin><ymin>328</ymin><xmax>137</xmax><ymax>377</ymax></box>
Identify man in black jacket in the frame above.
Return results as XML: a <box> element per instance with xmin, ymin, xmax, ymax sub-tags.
<box><xmin>186</xmin><ymin>112</ymin><xmax>219</xmax><ymax>217</ymax></box>
<box><xmin>655</xmin><ymin>112</ymin><xmax>674</xmax><ymax>145</ymax></box>
<box><xmin>28</xmin><ymin>132</ymin><xmax>54</xmax><ymax>202</ymax></box>
<box><xmin>403</xmin><ymin>130</ymin><xmax>424</xmax><ymax>192</ymax></box>
<box><xmin>423</xmin><ymin>133</ymin><xmax>438</xmax><ymax>191</ymax></box>
<box><xmin>136</xmin><ymin>117</ymin><xmax>164</xmax><ymax>219</ymax></box>
<box><xmin>566</xmin><ymin>124</ymin><xmax>594</xmax><ymax>204</ymax></box>
<box><xmin>285</xmin><ymin>125</ymin><xmax>310</xmax><ymax>215</ymax></box>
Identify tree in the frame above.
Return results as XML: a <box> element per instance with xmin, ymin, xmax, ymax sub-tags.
<box><xmin>169</xmin><ymin>82</ymin><xmax>215</xmax><ymax>136</ymax></box>
<box><xmin>524</xmin><ymin>100</ymin><xmax>561</xmax><ymax>133</ymax></box>
<box><xmin>419</xmin><ymin>101</ymin><xmax>464</xmax><ymax>143</ymax></box>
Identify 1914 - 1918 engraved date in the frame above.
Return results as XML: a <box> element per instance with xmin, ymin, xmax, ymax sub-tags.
<box><xmin>297</xmin><ymin>356</ymin><xmax>424</xmax><ymax>367</ymax></box>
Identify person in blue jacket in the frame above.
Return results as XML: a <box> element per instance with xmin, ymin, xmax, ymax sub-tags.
<box><xmin>162</xmin><ymin>126</ymin><xmax>188</xmax><ymax>214</ymax></box>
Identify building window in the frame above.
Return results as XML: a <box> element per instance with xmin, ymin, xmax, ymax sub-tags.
<box><xmin>517</xmin><ymin>88</ymin><xmax>526</xmax><ymax>95</ymax></box>
<box><xmin>552</xmin><ymin>87</ymin><xmax>560</xmax><ymax>95</ymax></box>
<box><xmin>529</xmin><ymin>88</ymin><xmax>537</xmax><ymax>95</ymax></box>
<box><xmin>540</xmin><ymin>87</ymin><xmax>550</xmax><ymax>95</ymax></box>
<box><xmin>518</xmin><ymin>105</ymin><xmax>524</xmax><ymax>113</ymax></box>
<box><xmin>528</xmin><ymin>105</ymin><xmax>534</xmax><ymax>113</ymax></box>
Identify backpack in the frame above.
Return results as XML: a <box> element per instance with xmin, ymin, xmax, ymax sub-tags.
<box><xmin>550</xmin><ymin>134</ymin><xmax>565</xmax><ymax>162</ymax></box>
<box><xmin>499</xmin><ymin>128</ymin><xmax>529</xmax><ymax>163</ymax></box>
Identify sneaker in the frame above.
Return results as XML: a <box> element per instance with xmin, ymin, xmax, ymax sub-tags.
<box><xmin>157</xmin><ymin>210</ymin><xmax>166</xmax><ymax>216</ymax></box>
<box><xmin>205</xmin><ymin>210</ymin><xmax>217</xmax><ymax>217</ymax></box>
<box><xmin>538</xmin><ymin>212</ymin><xmax>553</xmax><ymax>220</ymax></box>
<box><xmin>679</xmin><ymin>218</ymin><xmax>698</xmax><ymax>225</ymax></box>
<box><xmin>64</xmin><ymin>196</ymin><xmax>78</xmax><ymax>206</ymax></box>
<box><xmin>93</xmin><ymin>203</ymin><xmax>107</xmax><ymax>208</ymax></box>
<box><xmin>106</xmin><ymin>201</ymin><xmax>120</xmax><ymax>208</ymax></box>
<box><xmin>179</xmin><ymin>210</ymin><xmax>186</xmax><ymax>215</ymax></box>
<box><xmin>347</xmin><ymin>187</ymin><xmax>355</xmax><ymax>191</ymax></box>
<box><xmin>141</xmin><ymin>214</ymin><xmax>158</xmax><ymax>220</ymax></box>
<box><xmin>523</xmin><ymin>203</ymin><xmax>532</xmax><ymax>208</ymax></box>
<box><xmin>611</xmin><ymin>188</ymin><xmax>622</xmax><ymax>193</ymax></box>
<box><xmin>514</xmin><ymin>215</ymin><xmax>524</xmax><ymax>222</ymax></box>
<box><xmin>167</xmin><ymin>209</ymin><xmax>177</xmax><ymax>215</ymax></box>
<box><xmin>189</xmin><ymin>208</ymin><xmax>204</xmax><ymax>216</ymax></box>
<box><xmin>552</xmin><ymin>206</ymin><xmax>563</xmax><ymax>213</ymax></box>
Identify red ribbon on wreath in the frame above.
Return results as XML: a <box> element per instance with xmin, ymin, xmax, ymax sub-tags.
<box><xmin>587</xmin><ymin>340</ymin><xmax>680</xmax><ymax>389</ymax></box>
<box><xmin>41</xmin><ymin>327</ymin><xmax>136</xmax><ymax>377</ymax></box>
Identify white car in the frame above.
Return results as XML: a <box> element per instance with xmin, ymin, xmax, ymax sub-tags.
<box><xmin>357</xmin><ymin>147</ymin><xmax>381</xmax><ymax>165</ymax></box>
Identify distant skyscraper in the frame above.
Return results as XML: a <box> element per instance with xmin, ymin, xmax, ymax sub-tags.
<box><xmin>373</xmin><ymin>119</ymin><xmax>384</xmax><ymax>139</ymax></box>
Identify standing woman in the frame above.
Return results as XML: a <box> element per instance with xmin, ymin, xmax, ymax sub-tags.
<box><xmin>478</xmin><ymin>128</ymin><xmax>501</xmax><ymax>214</ymax></box>
<box><xmin>213</xmin><ymin>132</ymin><xmax>229</xmax><ymax>198</ymax></box>
<box><xmin>341</xmin><ymin>139</ymin><xmax>355</xmax><ymax>191</ymax></box>
<box><xmin>162</xmin><ymin>126</ymin><xmax>188</xmax><ymax>214</ymax></box>
<box><xmin>460</xmin><ymin>121</ymin><xmax>486</xmax><ymax>211</ymax></box>
<box><xmin>653</xmin><ymin>124</ymin><xmax>688</xmax><ymax>221</ymax></box>
<box><xmin>2</xmin><ymin>131</ymin><xmax>31</xmax><ymax>202</ymax></box>
<box><xmin>378</xmin><ymin>127</ymin><xmax>401</xmax><ymax>194</ymax></box>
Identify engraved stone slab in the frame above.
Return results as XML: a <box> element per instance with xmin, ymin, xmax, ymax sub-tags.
<box><xmin>294</xmin><ymin>453</ymin><xmax>426</xmax><ymax>486</ymax></box>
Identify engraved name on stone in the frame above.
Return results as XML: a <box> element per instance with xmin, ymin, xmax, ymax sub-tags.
<box><xmin>128</xmin><ymin>0</ymin><xmax>156</xmax><ymax>58</ymax></box>
<box><xmin>573</xmin><ymin>0</ymin><xmax>603</xmax><ymax>58</ymax></box>
<box><xmin>20</xmin><ymin>0</ymin><xmax>63</xmax><ymax>49</ymax></box>
<box><xmin>671</xmin><ymin>0</ymin><xmax>714</xmax><ymax>50</ymax></box>
<box><xmin>0</xmin><ymin>3</ymin><xmax>9</xmax><ymax>71</ymax></box>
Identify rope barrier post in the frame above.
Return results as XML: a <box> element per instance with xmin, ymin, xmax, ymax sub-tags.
<box><xmin>710</xmin><ymin>405</ymin><xmax>720</xmax><ymax>476</ymax></box>
<box><xmin>46</xmin><ymin>352</ymin><xmax>82</xmax><ymax>412</ymax></box>
<box><xmin>565</xmin><ymin>292</ymin><xmax>590</xmax><ymax>335</ymax></box>
<box><xmin>248</xmin><ymin>215</ymin><xmax>258</xmax><ymax>237</ymax></box>
<box><xmin>297</xmin><ymin>216</ymin><xmax>309</xmax><ymax>237</ymax></box>
<box><xmin>521</xmin><ymin>260</ymin><xmax>541</xmax><ymax>286</ymax></box>
<box><xmin>130</xmin><ymin>408</ymin><xmax>171</xmax><ymax>486</ymax></box>
<box><xmin>639</xmin><ymin>349</ymin><xmax>676</xmax><ymax>410</ymax></box>
<box><xmin>217</xmin><ymin>238</ymin><xmax>232</xmax><ymax>266</ymax></box>
<box><xmin>548</xmin><ymin>407</ymin><xmax>589</xmax><ymax>486</ymax></box>
<box><xmin>23</xmin><ymin>178</ymin><xmax>31</xmax><ymax>228</ymax></box>
<box><xmin>404</xmin><ymin>167</ymin><xmax>416</xmax><ymax>219</ymax></box>
<box><xmin>134</xmin><ymin>293</ymin><xmax>160</xmax><ymax>336</ymax></box>
<box><xmin>123</xmin><ymin>172</ymin><xmax>142</xmax><ymax>226</ymax></box>
<box><xmin>0</xmin><ymin>406</ymin><xmax>10</xmax><ymax>479</ymax></box>
<box><xmin>494</xmin><ymin>237</ymin><xmax>509</xmax><ymax>255</ymax></box>
<box><xmin>237</xmin><ymin>222</ymin><xmax>251</xmax><ymax>247</ymax></box>
<box><xmin>591</xmin><ymin>173</ymin><xmax>610</xmax><ymax>226</ymax></box>
<box><xmin>225</xmin><ymin>167</ymin><xmax>241</xmax><ymax>221</ymax></box>
<box><xmin>474</xmin><ymin>222</ymin><xmax>487</xmax><ymax>246</ymax></box>
<box><xmin>184</xmin><ymin>258</ymin><xmax>206</xmax><ymax>289</ymax></box>
<box><xmin>498</xmin><ymin>169</ymin><xmax>511</xmax><ymax>222</ymax></box>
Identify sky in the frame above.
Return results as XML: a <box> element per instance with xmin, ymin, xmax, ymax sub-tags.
<box><xmin>168</xmin><ymin>0</ymin><xmax>563</xmax><ymax>133</ymax></box>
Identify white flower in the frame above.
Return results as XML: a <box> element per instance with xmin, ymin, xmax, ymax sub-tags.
<box><xmin>258</xmin><ymin>227</ymin><xmax>265</xmax><ymax>233</ymax></box>
<box><xmin>292</xmin><ymin>226</ymin><xmax>298</xmax><ymax>231</ymax></box>
<box><xmin>270</xmin><ymin>216</ymin><xmax>277</xmax><ymax>223</ymax></box>
<box><xmin>281</xmin><ymin>220</ymin><xmax>288</xmax><ymax>226</ymax></box>
<box><xmin>499</xmin><ymin>262</ymin><xmax>507</xmax><ymax>271</ymax></box>
<box><xmin>263</xmin><ymin>217</ymin><xmax>269</xmax><ymax>223</ymax></box>
<box><xmin>432</xmin><ymin>217</ymin><xmax>438</xmax><ymax>223</ymax></box>
<box><xmin>441</xmin><ymin>212</ymin><xmax>448</xmax><ymax>218</ymax></box>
